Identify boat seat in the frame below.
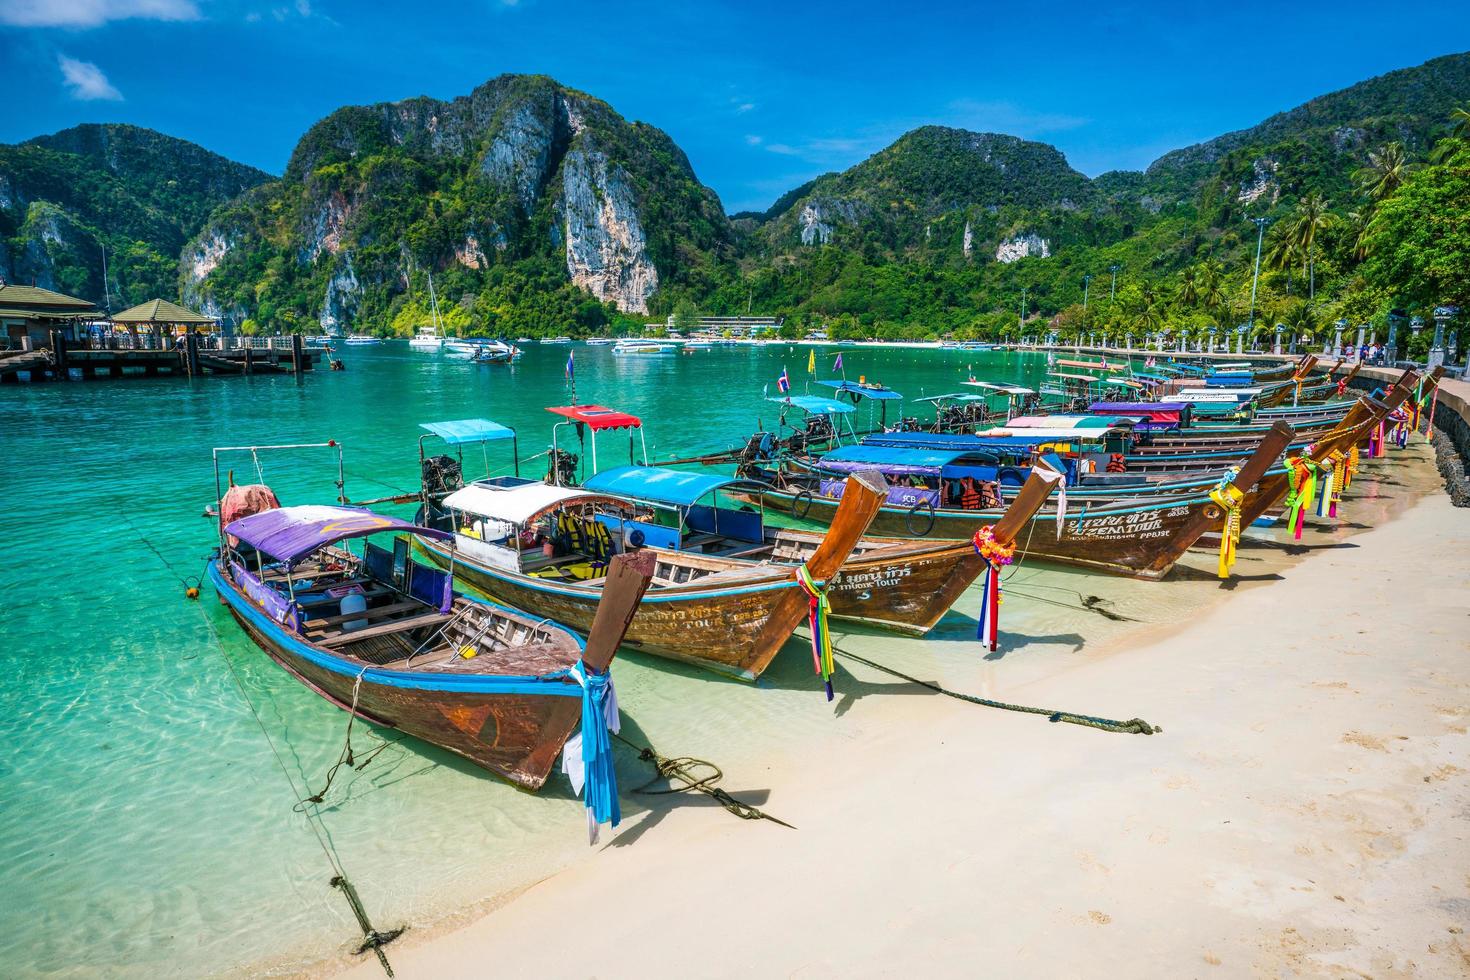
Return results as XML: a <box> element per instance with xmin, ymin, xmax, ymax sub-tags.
<box><xmin>304</xmin><ymin>599</ymin><xmax>423</xmax><ymax>632</ymax></box>
<box><xmin>317</xmin><ymin>611</ymin><xmax>450</xmax><ymax>648</ymax></box>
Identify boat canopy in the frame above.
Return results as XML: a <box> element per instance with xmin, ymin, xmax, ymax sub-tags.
<box><xmin>768</xmin><ymin>395</ymin><xmax>855</xmax><ymax>415</ymax></box>
<box><xmin>225</xmin><ymin>505</ymin><xmax>451</xmax><ymax>566</ymax></box>
<box><xmin>1203</xmin><ymin>374</ymin><xmax>1256</xmax><ymax>387</ymax></box>
<box><xmin>1130</xmin><ymin>371</ymin><xmax>1173</xmax><ymax>382</ymax></box>
<box><xmin>545</xmin><ymin>404</ymin><xmax>642</xmax><ymax>430</ymax></box>
<box><xmin>442</xmin><ymin>482</ymin><xmax>630</xmax><ymax>525</ymax></box>
<box><xmin>1001</xmin><ymin>414</ymin><xmax>1127</xmax><ymax>430</ymax></box>
<box><xmin>1104</xmin><ymin>376</ymin><xmax>1144</xmax><ymax>388</ymax></box>
<box><xmin>961</xmin><ymin>380</ymin><xmax>1035</xmax><ymax>395</ymax></box>
<box><xmin>820</xmin><ymin>444</ymin><xmax>980</xmax><ymax>476</ymax></box>
<box><xmin>419</xmin><ymin>418</ymin><xmax>515</xmax><ymax>444</ymax></box>
<box><xmin>912</xmin><ymin>392</ymin><xmax>988</xmax><ymax>404</ymax></box>
<box><xmin>584</xmin><ymin>465</ymin><xmax>750</xmax><ymax>508</ymax></box>
<box><xmin>818</xmin><ymin>379</ymin><xmax>903</xmax><ymax>400</ymax></box>
<box><xmin>1047</xmin><ymin>371</ymin><xmax>1105</xmax><ymax>382</ymax></box>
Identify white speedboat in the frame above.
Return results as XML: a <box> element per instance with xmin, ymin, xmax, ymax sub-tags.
<box><xmin>409</xmin><ymin>325</ymin><xmax>444</xmax><ymax>350</ymax></box>
<box><xmin>344</xmin><ymin>334</ymin><xmax>381</xmax><ymax>346</ymax></box>
<box><xmin>585</xmin><ymin>338</ymin><xmax>615</xmax><ymax>346</ymax></box>
<box><xmin>539</xmin><ymin>336</ymin><xmax>573</xmax><ymax>344</ymax></box>
<box><xmin>612</xmin><ymin>341</ymin><xmax>676</xmax><ymax>356</ymax></box>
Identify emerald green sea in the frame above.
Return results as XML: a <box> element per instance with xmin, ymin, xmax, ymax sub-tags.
<box><xmin>0</xmin><ymin>343</ymin><xmax>1411</xmax><ymax>977</ymax></box>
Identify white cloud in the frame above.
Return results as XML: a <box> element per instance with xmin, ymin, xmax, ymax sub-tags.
<box><xmin>765</xmin><ymin>143</ymin><xmax>799</xmax><ymax>156</ymax></box>
<box><xmin>744</xmin><ymin>134</ymin><xmax>763</xmax><ymax>146</ymax></box>
<box><xmin>1</xmin><ymin>0</ymin><xmax>199</xmax><ymax>28</ymax></box>
<box><xmin>58</xmin><ymin>55</ymin><xmax>122</xmax><ymax>101</ymax></box>
<box><xmin>945</xmin><ymin>99</ymin><xmax>1088</xmax><ymax>137</ymax></box>
<box><xmin>736</xmin><ymin>102</ymin><xmax>755</xmax><ymax>114</ymax></box>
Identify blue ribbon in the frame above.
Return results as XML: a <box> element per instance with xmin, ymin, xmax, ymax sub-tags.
<box><xmin>568</xmin><ymin>661</ymin><xmax>620</xmax><ymax>835</ymax></box>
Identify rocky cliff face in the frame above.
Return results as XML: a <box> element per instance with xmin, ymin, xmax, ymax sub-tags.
<box><xmin>187</xmin><ymin>74</ymin><xmax>729</xmax><ymax>331</ymax></box>
<box><xmin>0</xmin><ymin>124</ymin><xmax>270</xmax><ymax>305</ymax></box>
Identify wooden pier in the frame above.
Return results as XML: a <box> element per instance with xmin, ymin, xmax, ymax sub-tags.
<box><xmin>1</xmin><ymin>332</ymin><xmax>317</xmax><ymax>383</ymax></box>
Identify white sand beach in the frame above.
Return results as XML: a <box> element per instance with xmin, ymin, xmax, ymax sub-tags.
<box><xmin>331</xmin><ymin>443</ymin><xmax>1470</xmax><ymax>979</ymax></box>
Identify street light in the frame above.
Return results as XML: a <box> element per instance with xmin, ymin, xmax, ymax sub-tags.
<box><xmin>1247</xmin><ymin>217</ymin><xmax>1270</xmax><ymax>336</ymax></box>
<box><xmin>1082</xmin><ymin>274</ymin><xmax>1092</xmax><ymax>333</ymax></box>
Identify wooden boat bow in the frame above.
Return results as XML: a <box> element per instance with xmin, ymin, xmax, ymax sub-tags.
<box><xmin>741</xmin><ymin>469</ymin><xmax>887</xmax><ymax>675</ymax></box>
<box><xmin>581</xmin><ymin>550</ymin><xmax>657</xmax><ymax>673</ymax></box>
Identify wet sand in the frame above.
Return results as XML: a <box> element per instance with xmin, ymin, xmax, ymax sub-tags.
<box><xmin>326</xmin><ymin>442</ymin><xmax>1470</xmax><ymax>979</ymax></box>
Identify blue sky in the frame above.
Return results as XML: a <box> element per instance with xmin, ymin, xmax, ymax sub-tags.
<box><xmin>2</xmin><ymin>1</ymin><xmax>1467</xmax><ymax>213</ymax></box>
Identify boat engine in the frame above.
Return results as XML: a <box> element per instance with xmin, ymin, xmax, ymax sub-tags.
<box><xmin>546</xmin><ymin>448</ymin><xmax>579</xmax><ymax>486</ymax></box>
<box><xmin>422</xmin><ymin>454</ymin><xmax>463</xmax><ymax>499</ymax></box>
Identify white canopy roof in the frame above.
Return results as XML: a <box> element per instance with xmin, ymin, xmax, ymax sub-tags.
<box><xmin>1169</xmin><ymin>389</ymin><xmax>1261</xmax><ymax>401</ymax></box>
<box><xmin>961</xmin><ymin>380</ymin><xmax>1035</xmax><ymax>395</ymax></box>
<box><xmin>442</xmin><ymin>482</ymin><xmax>628</xmax><ymax>524</ymax></box>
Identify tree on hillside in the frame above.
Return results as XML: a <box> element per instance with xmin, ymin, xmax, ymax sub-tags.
<box><xmin>1355</xmin><ymin>142</ymin><xmax>1411</xmax><ymax>204</ymax></box>
<box><xmin>1283</xmin><ymin>192</ymin><xmax>1338</xmax><ymax>301</ymax></box>
<box><xmin>1363</xmin><ymin>143</ymin><xmax>1470</xmax><ymax>308</ymax></box>
<box><xmin>1176</xmin><ymin>265</ymin><xmax>1199</xmax><ymax>308</ymax></box>
<box><xmin>1429</xmin><ymin>104</ymin><xmax>1470</xmax><ymax>164</ymax></box>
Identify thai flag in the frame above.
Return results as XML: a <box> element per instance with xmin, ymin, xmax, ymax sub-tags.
<box><xmin>777</xmin><ymin>367</ymin><xmax>790</xmax><ymax>393</ymax></box>
<box><xmin>565</xmin><ymin>350</ymin><xmax>574</xmax><ymax>379</ymax></box>
<box><xmin>834</xmin><ymin>353</ymin><xmax>844</xmax><ymax>372</ymax></box>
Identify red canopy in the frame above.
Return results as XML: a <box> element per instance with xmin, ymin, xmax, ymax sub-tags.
<box><xmin>546</xmin><ymin>404</ymin><xmax>642</xmax><ymax>431</ymax></box>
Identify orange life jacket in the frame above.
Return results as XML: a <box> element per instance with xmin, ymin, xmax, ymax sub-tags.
<box><xmin>1107</xmin><ymin>453</ymin><xmax>1127</xmax><ymax>473</ymax></box>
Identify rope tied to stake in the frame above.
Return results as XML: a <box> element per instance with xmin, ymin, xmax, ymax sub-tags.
<box><xmin>794</xmin><ymin>565</ymin><xmax>836</xmax><ymax>701</ymax></box>
<box><xmin>834</xmin><ymin>647</ymin><xmax>1160</xmax><ymax>736</ymax></box>
<box><xmin>612</xmin><ymin>732</ymin><xmax>795</xmax><ymax>828</ymax></box>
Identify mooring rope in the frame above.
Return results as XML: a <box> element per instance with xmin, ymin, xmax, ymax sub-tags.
<box><xmin>611</xmin><ymin>732</ymin><xmax>796</xmax><ymax>829</ymax></box>
<box><xmin>832</xmin><ymin>646</ymin><xmax>1160</xmax><ymax>736</ymax></box>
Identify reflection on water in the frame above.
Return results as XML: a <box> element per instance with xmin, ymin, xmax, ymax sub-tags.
<box><xmin>0</xmin><ymin>344</ymin><xmax>1436</xmax><ymax>977</ymax></box>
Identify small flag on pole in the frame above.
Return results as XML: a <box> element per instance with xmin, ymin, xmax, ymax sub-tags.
<box><xmin>777</xmin><ymin>367</ymin><xmax>790</xmax><ymax>393</ymax></box>
<box><xmin>807</xmin><ymin>348</ymin><xmax>816</xmax><ymax>375</ymax></box>
<box><xmin>565</xmin><ymin>350</ymin><xmax>574</xmax><ymax>379</ymax></box>
<box><xmin>833</xmin><ymin>353</ymin><xmax>844</xmax><ymax>372</ymax></box>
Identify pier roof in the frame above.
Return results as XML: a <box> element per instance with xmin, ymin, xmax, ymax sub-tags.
<box><xmin>111</xmin><ymin>298</ymin><xmax>218</xmax><ymax>327</ymax></box>
<box><xmin>0</xmin><ymin>283</ymin><xmax>99</xmax><ymax>320</ymax></box>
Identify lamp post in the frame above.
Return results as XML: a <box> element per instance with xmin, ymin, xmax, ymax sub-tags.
<box><xmin>1247</xmin><ymin>217</ymin><xmax>1269</xmax><ymax>338</ymax></box>
<box><xmin>1385</xmin><ymin>310</ymin><xmax>1404</xmax><ymax>365</ymax></box>
<box><xmin>1020</xmin><ymin>286</ymin><xmax>1028</xmax><ymax>336</ymax></box>
<box><xmin>1235</xmin><ymin>322</ymin><xmax>1247</xmax><ymax>354</ymax></box>
<box><xmin>1329</xmin><ymin>318</ymin><xmax>1345</xmax><ymax>356</ymax></box>
<box><xmin>1272</xmin><ymin>322</ymin><xmax>1284</xmax><ymax>355</ymax></box>
<box><xmin>1082</xmin><ymin>274</ymin><xmax>1092</xmax><ymax>333</ymax></box>
<box><xmin>1109</xmin><ymin>264</ymin><xmax>1120</xmax><ymax>303</ymax></box>
<box><xmin>1428</xmin><ymin>306</ymin><xmax>1455</xmax><ymax>369</ymax></box>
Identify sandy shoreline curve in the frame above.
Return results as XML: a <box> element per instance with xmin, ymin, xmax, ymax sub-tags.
<box><xmin>319</xmin><ymin>446</ymin><xmax>1469</xmax><ymax>979</ymax></box>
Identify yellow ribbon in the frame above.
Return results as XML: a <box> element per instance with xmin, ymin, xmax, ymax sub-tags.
<box><xmin>1208</xmin><ymin>481</ymin><xmax>1245</xmax><ymax>579</ymax></box>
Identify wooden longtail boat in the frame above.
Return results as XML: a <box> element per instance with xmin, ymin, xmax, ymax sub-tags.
<box><xmin>732</xmin><ymin>422</ymin><xmax>1296</xmax><ymax>580</ymax></box>
<box><xmin>209</xmin><ymin>502</ymin><xmax>656</xmax><ymax>839</ymax></box>
<box><xmin>209</xmin><ymin>496</ymin><xmax>654</xmax><ymax>805</ymax></box>
<box><xmin>573</xmin><ymin>463</ymin><xmax>1058</xmax><ymax>635</ymax></box>
<box><xmin>411</xmin><ymin>464</ymin><xmax>889</xmax><ymax>679</ymax></box>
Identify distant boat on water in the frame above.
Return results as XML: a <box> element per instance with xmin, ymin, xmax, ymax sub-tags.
<box><xmin>344</xmin><ymin>335</ymin><xmax>380</xmax><ymax>346</ymax></box>
<box><xmin>409</xmin><ymin>270</ymin><xmax>446</xmax><ymax>350</ymax></box>
<box><xmin>612</xmin><ymin>341</ymin><xmax>676</xmax><ymax>355</ymax></box>
<box><xmin>585</xmin><ymin>338</ymin><xmax>615</xmax><ymax>346</ymax></box>
<box><xmin>540</xmin><ymin>336</ymin><xmax>573</xmax><ymax>344</ymax></box>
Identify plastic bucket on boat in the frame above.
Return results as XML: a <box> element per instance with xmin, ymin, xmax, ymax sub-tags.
<box><xmin>340</xmin><ymin>592</ymin><xmax>368</xmax><ymax>632</ymax></box>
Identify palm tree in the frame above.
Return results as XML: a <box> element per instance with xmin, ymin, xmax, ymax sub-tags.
<box><xmin>1264</xmin><ymin>224</ymin><xmax>1300</xmax><ymax>295</ymax></box>
<box><xmin>1176</xmin><ymin>266</ymin><xmax>1200</xmax><ymax>309</ymax></box>
<box><xmin>1281</xmin><ymin>300</ymin><xmax>1320</xmax><ymax>353</ymax></box>
<box><xmin>1283</xmin><ymin>192</ymin><xmax>1337</xmax><ymax>301</ymax></box>
<box><xmin>1429</xmin><ymin>104</ymin><xmax>1470</xmax><ymax>164</ymax></box>
<box><xmin>1197</xmin><ymin>260</ymin><xmax>1225</xmax><ymax>312</ymax></box>
<box><xmin>1356</xmin><ymin>142</ymin><xmax>1410</xmax><ymax>203</ymax></box>
<box><xmin>1346</xmin><ymin>209</ymin><xmax>1373</xmax><ymax>262</ymax></box>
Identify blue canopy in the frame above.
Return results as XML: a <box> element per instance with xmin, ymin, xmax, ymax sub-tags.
<box><xmin>819</xmin><ymin>379</ymin><xmax>904</xmax><ymax>400</ymax></box>
<box><xmin>817</xmin><ymin>445</ymin><xmax>967</xmax><ymax>476</ymax></box>
<box><xmin>226</xmin><ymin>505</ymin><xmax>451</xmax><ymax>566</ymax></box>
<box><xmin>1203</xmin><ymin>374</ymin><xmax>1255</xmax><ymax>387</ymax></box>
<box><xmin>584</xmin><ymin>465</ymin><xmax>744</xmax><ymax>507</ymax></box>
<box><xmin>420</xmin><ymin>418</ymin><xmax>516</xmax><ymax>444</ymax></box>
<box><xmin>768</xmin><ymin>395</ymin><xmax>855</xmax><ymax>415</ymax></box>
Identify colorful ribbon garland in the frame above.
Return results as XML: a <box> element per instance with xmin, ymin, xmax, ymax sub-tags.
<box><xmin>1208</xmin><ymin>469</ymin><xmax>1244</xmax><ymax>579</ymax></box>
<box><xmin>795</xmin><ymin>565</ymin><xmax>836</xmax><ymax>701</ymax></box>
<box><xmin>1284</xmin><ymin>458</ymin><xmax>1319</xmax><ymax>540</ymax></box>
<box><xmin>971</xmin><ymin>525</ymin><xmax>1016</xmax><ymax>650</ymax></box>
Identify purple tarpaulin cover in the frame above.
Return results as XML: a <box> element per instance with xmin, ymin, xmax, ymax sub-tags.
<box><xmin>225</xmin><ymin>505</ymin><xmax>451</xmax><ymax>565</ymax></box>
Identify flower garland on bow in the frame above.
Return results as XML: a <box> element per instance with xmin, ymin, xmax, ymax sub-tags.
<box><xmin>1207</xmin><ymin>466</ymin><xmax>1243</xmax><ymax>579</ymax></box>
<box><xmin>1284</xmin><ymin>456</ymin><xmax>1319</xmax><ymax>540</ymax></box>
<box><xmin>795</xmin><ymin>565</ymin><xmax>836</xmax><ymax>701</ymax></box>
<box><xmin>971</xmin><ymin>525</ymin><xmax>1016</xmax><ymax>651</ymax></box>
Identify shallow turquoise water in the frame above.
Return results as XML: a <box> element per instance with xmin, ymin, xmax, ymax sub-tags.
<box><xmin>0</xmin><ymin>343</ymin><xmax>1400</xmax><ymax>977</ymax></box>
